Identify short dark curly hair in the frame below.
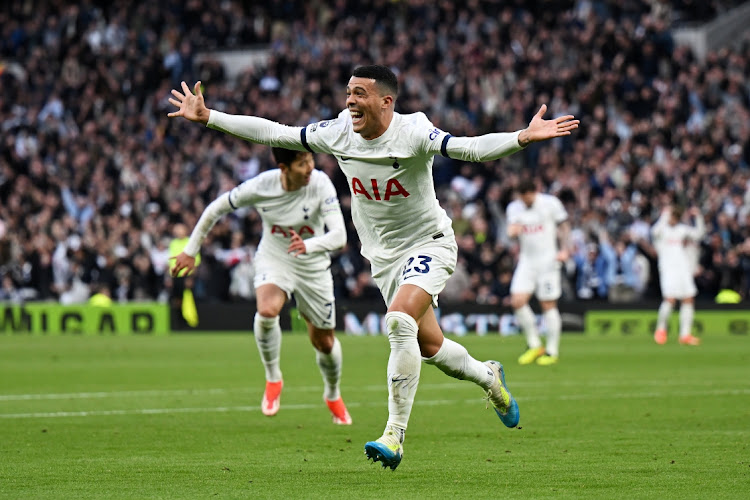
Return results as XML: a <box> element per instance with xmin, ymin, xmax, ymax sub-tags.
<box><xmin>352</xmin><ymin>65</ymin><xmax>399</xmax><ymax>99</ymax></box>
<box><xmin>272</xmin><ymin>147</ymin><xmax>309</xmax><ymax>167</ymax></box>
<box><xmin>517</xmin><ymin>178</ymin><xmax>537</xmax><ymax>194</ymax></box>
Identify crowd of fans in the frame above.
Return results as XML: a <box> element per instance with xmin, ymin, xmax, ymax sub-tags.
<box><xmin>1</xmin><ymin>0</ymin><xmax>749</xmax><ymax>309</ymax></box>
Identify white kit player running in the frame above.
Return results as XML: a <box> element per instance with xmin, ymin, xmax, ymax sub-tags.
<box><xmin>651</xmin><ymin>205</ymin><xmax>705</xmax><ymax>346</ymax></box>
<box><xmin>506</xmin><ymin>180</ymin><xmax>570</xmax><ymax>366</ymax></box>
<box><xmin>170</xmin><ymin>147</ymin><xmax>352</xmax><ymax>425</ymax></box>
<box><xmin>168</xmin><ymin>65</ymin><xmax>579</xmax><ymax>469</ymax></box>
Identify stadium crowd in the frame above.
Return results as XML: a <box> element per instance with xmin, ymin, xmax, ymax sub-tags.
<box><xmin>1</xmin><ymin>0</ymin><xmax>749</xmax><ymax>308</ymax></box>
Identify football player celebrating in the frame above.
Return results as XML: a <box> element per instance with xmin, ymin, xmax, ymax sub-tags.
<box><xmin>168</xmin><ymin>65</ymin><xmax>578</xmax><ymax>469</ymax></box>
<box><xmin>651</xmin><ymin>205</ymin><xmax>705</xmax><ymax>346</ymax></box>
<box><xmin>171</xmin><ymin>147</ymin><xmax>352</xmax><ymax>425</ymax></box>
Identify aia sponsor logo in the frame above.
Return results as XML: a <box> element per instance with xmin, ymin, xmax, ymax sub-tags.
<box><xmin>351</xmin><ymin>177</ymin><xmax>410</xmax><ymax>201</ymax></box>
<box><xmin>271</xmin><ymin>225</ymin><xmax>315</xmax><ymax>237</ymax></box>
<box><xmin>522</xmin><ymin>224</ymin><xmax>544</xmax><ymax>234</ymax></box>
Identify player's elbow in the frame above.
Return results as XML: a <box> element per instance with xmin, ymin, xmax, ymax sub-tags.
<box><xmin>332</xmin><ymin>228</ymin><xmax>347</xmax><ymax>250</ymax></box>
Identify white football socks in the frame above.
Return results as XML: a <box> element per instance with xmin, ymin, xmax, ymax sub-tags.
<box><xmin>543</xmin><ymin>308</ymin><xmax>561</xmax><ymax>357</ymax></box>
<box><xmin>315</xmin><ymin>337</ymin><xmax>342</xmax><ymax>401</ymax></box>
<box><xmin>384</xmin><ymin>311</ymin><xmax>421</xmax><ymax>434</ymax></box>
<box><xmin>679</xmin><ymin>302</ymin><xmax>694</xmax><ymax>338</ymax></box>
<box><xmin>254</xmin><ymin>313</ymin><xmax>282</xmax><ymax>382</ymax></box>
<box><xmin>656</xmin><ymin>301</ymin><xmax>673</xmax><ymax>331</ymax></box>
<box><xmin>516</xmin><ymin>304</ymin><xmax>542</xmax><ymax>349</ymax></box>
<box><xmin>424</xmin><ymin>337</ymin><xmax>494</xmax><ymax>390</ymax></box>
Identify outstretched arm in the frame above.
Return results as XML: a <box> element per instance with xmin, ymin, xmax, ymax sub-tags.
<box><xmin>187</xmin><ymin>194</ymin><xmax>234</xmax><ymax>255</ymax></box>
<box><xmin>171</xmin><ymin>193</ymin><xmax>235</xmax><ymax>277</ymax></box>
<box><xmin>168</xmin><ymin>81</ymin><xmax>211</xmax><ymax>124</ymax></box>
<box><xmin>517</xmin><ymin>104</ymin><xmax>579</xmax><ymax>147</ymax></box>
<box><xmin>168</xmin><ymin>81</ymin><xmax>307</xmax><ymax>151</ymax></box>
<box><xmin>687</xmin><ymin>207</ymin><xmax>705</xmax><ymax>241</ymax></box>
<box><xmin>651</xmin><ymin>207</ymin><xmax>670</xmax><ymax>241</ymax></box>
<box><xmin>445</xmin><ymin>104</ymin><xmax>579</xmax><ymax>162</ymax></box>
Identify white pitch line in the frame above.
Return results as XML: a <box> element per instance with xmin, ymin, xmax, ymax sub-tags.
<box><xmin>0</xmin><ymin>388</ymin><xmax>242</xmax><ymax>401</ymax></box>
<box><xmin>0</xmin><ymin>379</ymin><xmax>739</xmax><ymax>402</ymax></box>
<box><xmin>0</xmin><ymin>402</ymin><xmax>368</xmax><ymax>419</ymax></box>
<box><xmin>1</xmin><ymin>388</ymin><xmax>749</xmax><ymax>419</ymax></box>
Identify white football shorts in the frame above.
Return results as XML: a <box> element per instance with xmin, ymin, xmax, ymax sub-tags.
<box><xmin>510</xmin><ymin>259</ymin><xmax>562</xmax><ymax>301</ymax></box>
<box><xmin>658</xmin><ymin>269</ymin><xmax>697</xmax><ymax>300</ymax></box>
<box><xmin>370</xmin><ymin>237</ymin><xmax>458</xmax><ymax>308</ymax></box>
<box><xmin>254</xmin><ymin>257</ymin><xmax>335</xmax><ymax>329</ymax></box>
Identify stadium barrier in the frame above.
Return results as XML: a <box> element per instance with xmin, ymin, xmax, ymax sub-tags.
<box><xmin>336</xmin><ymin>301</ymin><xmax>749</xmax><ymax>338</ymax></box>
<box><xmin>585</xmin><ymin>309</ymin><xmax>750</xmax><ymax>337</ymax></box>
<box><xmin>1</xmin><ymin>301</ymin><xmax>748</xmax><ymax>337</ymax></box>
<box><xmin>0</xmin><ymin>302</ymin><xmax>169</xmax><ymax>335</ymax></box>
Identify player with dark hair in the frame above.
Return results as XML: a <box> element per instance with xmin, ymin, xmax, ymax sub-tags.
<box><xmin>171</xmin><ymin>147</ymin><xmax>352</xmax><ymax>425</ymax></box>
<box><xmin>168</xmin><ymin>65</ymin><xmax>578</xmax><ymax>469</ymax></box>
<box><xmin>506</xmin><ymin>179</ymin><xmax>570</xmax><ymax>365</ymax></box>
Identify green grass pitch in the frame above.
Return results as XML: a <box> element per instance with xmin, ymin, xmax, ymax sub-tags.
<box><xmin>0</xmin><ymin>332</ymin><xmax>748</xmax><ymax>499</ymax></box>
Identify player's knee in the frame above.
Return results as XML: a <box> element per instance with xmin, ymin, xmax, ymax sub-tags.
<box><xmin>254</xmin><ymin>312</ymin><xmax>279</xmax><ymax>330</ymax></box>
<box><xmin>540</xmin><ymin>301</ymin><xmax>557</xmax><ymax>312</ymax></box>
<box><xmin>256</xmin><ymin>303</ymin><xmax>282</xmax><ymax>318</ymax></box>
<box><xmin>311</xmin><ymin>328</ymin><xmax>335</xmax><ymax>353</ymax></box>
<box><xmin>385</xmin><ymin>311</ymin><xmax>418</xmax><ymax>347</ymax></box>
<box><xmin>510</xmin><ymin>295</ymin><xmax>527</xmax><ymax>310</ymax></box>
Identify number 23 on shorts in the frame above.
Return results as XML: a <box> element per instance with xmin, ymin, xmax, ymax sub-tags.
<box><xmin>402</xmin><ymin>255</ymin><xmax>432</xmax><ymax>276</ymax></box>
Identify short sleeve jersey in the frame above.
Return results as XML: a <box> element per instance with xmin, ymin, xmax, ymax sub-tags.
<box><xmin>227</xmin><ymin>169</ymin><xmax>340</xmax><ymax>271</ymax></box>
<box><xmin>301</xmin><ymin>109</ymin><xmax>453</xmax><ymax>264</ymax></box>
<box><xmin>506</xmin><ymin>193</ymin><xmax>568</xmax><ymax>264</ymax></box>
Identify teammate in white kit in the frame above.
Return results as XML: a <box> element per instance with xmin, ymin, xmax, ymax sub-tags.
<box><xmin>167</xmin><ymin>65</ymin><xmax>578</xmax><ymax>469</ymax></box>
<box><xmin>651</xmin><ymin>205</ymin><xmax>705</xmax><ymax>346</ymax></box>
<box><xmin>506</xmin><ymin>179</ymin><xmax>570</xmax><ymax>366</ymax></box>
<box><xmin>170</xmin><ymin>147</ymin><xmax>352</xmax><ymax>425</ymax></box>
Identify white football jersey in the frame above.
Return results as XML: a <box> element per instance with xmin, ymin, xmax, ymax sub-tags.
<box><xmin>506</xmin><ymin>193</ymin><xmax>567</xmax><ymax>263</ymax></box>
<box><xmin>651</xmin><ymin>215</ymin><xmax>705</xmax><ymax>276</ymax></box>
<box><xmin>302</xmin><ymin>109</ymin><xmax>453</xmax><ymax>264</ymax></box>
<box><xmin>185</xmin><ymin>169</ymin><xmax>343</xmax><ymax>272</ymax></box>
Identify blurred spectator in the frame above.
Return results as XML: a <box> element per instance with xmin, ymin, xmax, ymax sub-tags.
<box><xmin>0</xmin><ymin>275</ymin><xmax>22</xmax><ymax>303</ymax></box>
<box><xmin>575</xmin><ymin>242</ymin><xmax>611</xmax><ymax>300</ymax></box>
<box><xmin>348</xmin><ymin>271</ymin><xmax>381</xmax><ymax>302</ymax></box>
<box><xmin>228</xmin><ymin>248</ymin><xmax>255</xmax><ymax>302</ymax></box>
<box><xmin>607</xmin><ymin>234</ymin><xmax>650</xmax><ymax>302</ymax></box>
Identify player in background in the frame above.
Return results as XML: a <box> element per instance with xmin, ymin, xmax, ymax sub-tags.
<box><xmin>170</xmin><ymin>147</ymin><xmax>352</xmax><ymax>424</ymax></box>
<box><xmin>651</xmin><ymin>205</ymin><xmax>705</xmax><ymax>346</ymax></box>
<box><xmin>506</xmin><ymin>179</ymin><xmax>570</xmax><ymax>366</ymax></box>
<box><xmin>167</xmin><ymin>65</ymin><xmax>578</xmax><ymax>469</ymax></box>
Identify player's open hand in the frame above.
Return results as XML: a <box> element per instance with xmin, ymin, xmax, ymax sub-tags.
<box><xmin>518</xmin><ymin>104</ymin><xmax>579</xmax><ymax>146</ymax></box>
<box><xmin>167</xmin><ymin>81</ymin><xmax>210</xmax><ymax>124</ymax></box>
<box><xmin>287</xmin><ymin>230</ymin><xmax>307</xmax><ymax>257</ymax></box>
<box><xmin>170</xmin><ymin>252</ymin><xmax>196</xmax><ymax>277</ymax></box>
